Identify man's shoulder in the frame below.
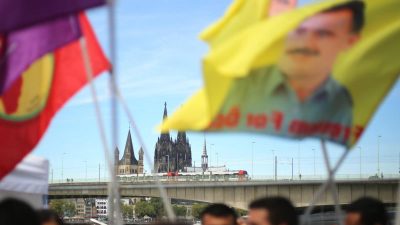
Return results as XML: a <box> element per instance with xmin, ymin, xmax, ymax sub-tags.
<box><xmin>328</xmin><ymin>78</ymin><xmax>353</xmax><ymax>107</ymax></box>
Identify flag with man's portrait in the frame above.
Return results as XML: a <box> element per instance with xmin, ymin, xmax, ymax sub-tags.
<box><xmin>160</xmin><ymin>0</ymin><xmax>400</xmax><ymax>148</ymax></box>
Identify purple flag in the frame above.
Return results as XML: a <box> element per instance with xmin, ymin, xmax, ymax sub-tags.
<box><xmin>0</xmin><ymin>0</ymin><xmax>105</xmax><ymax>33</ymax></box>
<box><xmin>0</xmin><ymin>15</ymin><xmax>81</xmax><ymax>94</ymax></box>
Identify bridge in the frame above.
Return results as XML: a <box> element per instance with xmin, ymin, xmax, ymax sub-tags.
<box><xmin>49</xmin><ymin>179</ymin><xmax>399</xmax><ymax>210</ymax></box>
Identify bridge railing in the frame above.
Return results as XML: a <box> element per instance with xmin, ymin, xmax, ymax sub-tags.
<box><xmin>49</xmin><ymin>173</ymin><xmax>400</xmax><ymax>184</ymax></box>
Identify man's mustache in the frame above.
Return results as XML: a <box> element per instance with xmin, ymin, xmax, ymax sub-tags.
<box><xmin>287</xmin><ymin>48</ymin><xmax>319</xmax><ymax>56</ymax></box>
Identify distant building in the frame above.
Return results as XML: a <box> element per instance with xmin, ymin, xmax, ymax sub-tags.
<box><xmin>115</xmin><ymin>130</ymin><xmax>144</xmax><ymax>175</ymax></box>
<box><xmin>75</xmin><ymin>198</ymin><xmax>85</xmax><ymax>218</ymax></box>
<box><xmin>84</xmin><ymin>198</ymin><xmax>97</xmax><ymax>218</ymax></box>
<box><xmin>154</xmin><ymin>103</ymin><xmax>192</xmax><ymax>173</ymax></box>
<box><xmin>95</xmin><ymin>199</ymin><xmax>108</xmax><ymax>218</ymax></box>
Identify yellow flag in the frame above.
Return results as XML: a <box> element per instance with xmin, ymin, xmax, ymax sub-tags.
<box><xmin>161</xmin><ymin>0</ymin><xmax>400</xmax><ymax>148</ymax></box>
<box><xmin>201</xmin><ymin>0</ymin><xmax>297</xmax><ymax>46</ymax></box>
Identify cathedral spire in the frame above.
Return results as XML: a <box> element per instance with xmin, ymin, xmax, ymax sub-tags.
<box><xmin>163</xmin><ymin>102</ymin><xmax>168</xmax><ymax>119</ymax></box>
<box><xmin>201</xmin><ymin>137</ymin><xmax>208</xmax><ymax>172</ymax></box>
<box><xmin>202</xmin><ymin>138</ymin><xmax>207</xmax><ymax>155</ymax></box>
<box><xmin>160</xmin><ymin>102</ymin><xmax>170</xmax><ymax>141</ymax></box>
<box><xmin>121</xmin><ymin>129</ymin><xmax>138</xmax><ymax>165</ymax></box>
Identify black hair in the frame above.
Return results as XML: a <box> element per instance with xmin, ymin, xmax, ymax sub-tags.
<box><xmin>249</xmin><ymin>197</ymin><xmax>297</xmax><ymax>225</ymax></box>
<box><xmin>346</xmin><ymin>197</ymin><xmax>388</xmax><ymax>225</ymax></box>
<box><xmin>323</xmin><ymin>0</ymin><xmax>365</xmax><ymax>33</ymax></box>
<box><xmin>0</xmin><ymin>198</ymin><xmax>40</xmax><ymax>225</ymax></box>
<box><xmin>151</xmin><ymin>221</ymin><xmax>190</xmax><ymax>225</ymax></box>
<box><xmin>200</xmin><ymin>203</ymin><xmax>238</xmax><ymax>224</ymax></box>
<box><xmin>38</xmin><ymin>209</ymin><xmax>64</xmax><ymax>225</ymax></box>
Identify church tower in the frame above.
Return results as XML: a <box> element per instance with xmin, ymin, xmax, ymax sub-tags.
<box><xmin>138</xmin><ymin>147</ymin><xmax>144</xmax><ymax>174</ymax></box>
<box><xmin>201</xmin><ymin>138</ymin><xmax>208</xmax><ymax>172</ymax></box>
<box><xmin>154</xmin><ymin>102</ymin><xmax>174</xmax><ymax>172</ymax></box>
<box><xmin>175</xmin><ymin>131</ymin><xmax>192</xmax><ymax>171</ymax></box>
<box><xmin>116</xmin><ymin>129</ymin><xmax>142</xmax><ymax>175</ymax></box>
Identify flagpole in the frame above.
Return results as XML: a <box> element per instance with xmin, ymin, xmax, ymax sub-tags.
<box><xmin>79</xmin><ymin>36</ymin><xmax>121</xmax><ymax>225</ymax></box>
<box><xmin>107</xmin><ymin>0</ymin><xmax>122</xmax><ymax>224</ymax></box>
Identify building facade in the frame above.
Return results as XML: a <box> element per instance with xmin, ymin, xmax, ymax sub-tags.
<box><xmin>95</xmin><ymin>199</ymin><xmax>108</xmax><ymax>218</ymax></box>
<box><xmin>115</xmin><ymin>130</ymin><xmax>144</xmax><ymax>175</ymax></box>
<box><xmin>154</xmin><ymin>103</ymin><xmax>192</xmax><ymax>173</ymax></box>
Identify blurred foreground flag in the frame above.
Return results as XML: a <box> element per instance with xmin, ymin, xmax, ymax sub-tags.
<box><xmin>160</xmin><ymin>0</ymin><xmax>400</xmax><ymax>148</ymax></box>
<box><xmin>0</xmin><ymin>0</ymin><xmax>105</xmax><ymax>32</ymax></box>
<box><xmin>0</xmin><ymin>15</ymin><xmax>82</xmax><ymax>94</ymax></box>
<box><xmin>200</xmin><ymin>0</ymin><xmax>296</xmax><ymax>47</ymax></box>
<box><xmin>0</xmin><ymin>14</ymin><xmax>110</xmax><ymax>179</ymax></box>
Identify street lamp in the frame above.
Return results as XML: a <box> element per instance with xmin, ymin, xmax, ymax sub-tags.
<box><xmin>216</xmin><ymin>152</ymin><xmax>219</xmax><ymax>167</ymax></box>
<box><xmin>298</xmin><ymin>142</ymin><xmax>301</xmax><ymax>179</ymax></box>
<box><xmin>252</xmin><ymin>141</ymin><xmax>255</xmax><ymax>179</ymax></box>
<box><xmin>61</xmin><ymin>152</ymin><xmax>66</xmax><ymax>182</ymax></box>
<box><xmin>210</xmin><ymin>143</ymin><xmax>215</xmax><ymax>167</ymax></box>
<box><xmin>312</xmin><ymin>149</ymin><xmax>316</xmax><ymax>177</ymax></box>
<box><xmin>377</xmin><ymin>135</ymin><xmax>381</xmax><ymax>176</ymax></box>
<box><xmin>84</xmin><ymin>160</ymin><xmax>87</xmax><ymax>180</ymax></box>
<box><xmin>271</xmin><ymin>150</ymin><xmax>275</xmax><ymax>179</ymax></box>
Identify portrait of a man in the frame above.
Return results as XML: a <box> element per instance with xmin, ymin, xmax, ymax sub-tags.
<box><xmin>213</xmin><ymin>1</ymin><xmax>365</xmax><ymax>144</ymax></box>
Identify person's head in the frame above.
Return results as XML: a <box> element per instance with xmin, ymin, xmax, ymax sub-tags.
<box><xmin>345</xmin><ymin>197</ymin><xmax>388</xmax><ymax>225</ymax></box>
<box><xmin>247</xmin><ymin>197</ymin><xmax>297</xmax><ymax>225</ymax></box>
<box><xmin>278</xmin><ymin>1</ymin><xmax>365</xmax><ymax>82</ymax></box>
<box><xmin>201</xmin><ymin>203</ymin><xmax>238</xmax><ymax>225</ymax></box>
<box><xmin>0</xmin><ymin>198</ymin><xmax>40</xmax><ymax>225</ymax></box>
<box><xmin>38</xmin><ymin>209</ymin><xmax>64</xmax><ymax>225</ymax></box>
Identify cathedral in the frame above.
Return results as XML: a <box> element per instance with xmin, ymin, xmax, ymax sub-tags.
<box><xmin>114</xmin><ymin>130</ymin><xmax>144</xmax><ymax>175</ymax></box>
<box><xmin>154</xmin><ymin>103</ymin><xmax>192</xmax><ymax>173</ymax></box>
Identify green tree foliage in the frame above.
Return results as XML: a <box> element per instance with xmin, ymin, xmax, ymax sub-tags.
<box><xmin>236</xmin><ymin>208</ymin><xmax>248</xmax><ymax>217</ymax></box>
<box><xmin>192</xmin><ymin>203</ymin><xmax>208</xmax><ymax>219</ymax></box>
<box><xmin>49</xmin><ymin>199</ymin><xmax>76</xmax><ymax>217</ymax></box>
<box><xmin>149</xmin><ymin>198</ymin><xmax>164</xmax><ymax>216</ymax></box>
<box><xmin>135</xmin><ymin>201</ymin><xmax>156</xmax><ymax>218</ymax></box>
<box><xmin>121</xmin><ymin>204</ymin><xmax>134</xmax><ymax>219</ymax></box>
<box><xmin>173</xmin><ymin>205</ymin><xmax>187</xmax><ymax>217</ymax></box>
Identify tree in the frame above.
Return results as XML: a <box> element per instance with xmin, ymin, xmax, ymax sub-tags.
<box><xmin>173</xmin><ymin>205</ymin><xmax>187</xmax><ymax>217</ymax></box>
<box><xmin>49</xmin><ymin>199</ymin><xmax>76</xmax><ymax>217</ymax></box>
<box><xmin>121</xmin><ymin>204</ymin><xmax>134</xmax><ymax>219</ymax></box>
<box><xmin>135</xmin><ymin>201</ymin><xmax>156</xmax><ymax>218</ymax></box>
<box><xmin>192</xmin><ymin>203</ymin><xmax>208</xmax><ymax>219</ymax></box>
<box><xmin>149</xmin><ymin>198</ymin><xmax>164</xmax><ymax>217</ymax></box>
<box><xmin>236</xmin><ymin>209</ymin><xmax>248</xmax><ymax>217</ymax></box>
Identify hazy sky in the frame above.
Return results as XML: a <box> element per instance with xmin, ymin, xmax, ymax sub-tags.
<box><xmin>33</xmin><ymin>0</ymin><xmax>400</xmax><ymax>181</ymax></box>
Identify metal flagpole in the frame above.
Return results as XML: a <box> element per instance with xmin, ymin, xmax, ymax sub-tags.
<box><xmin>79</xmin><ymin>36</ymin><xmax>122</xmax><ymax>225</ymax></box>
<box><xmin>106</xmin><ymin>0</ymin><xmax>123</xmax><ymax>223</ymax></box>
<box><xmin>395</xmin><ymin>179</ymin><xmax>400</xmax><ymax>225</ymax></box>
<box><xmin>320</xmin><ymin>140</ymin><xmax>344</xmax><ymax>225</ymax></box>
<box><xmin>302</xmin><ymin>145</ymin><xmax>349</xmax><ymax>225</ymax></box>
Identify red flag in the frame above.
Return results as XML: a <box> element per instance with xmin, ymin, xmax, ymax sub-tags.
<box><xmin>0</xmin><ymin>14</ymin><xmax>110</xmax><ymax>179</ymax></box>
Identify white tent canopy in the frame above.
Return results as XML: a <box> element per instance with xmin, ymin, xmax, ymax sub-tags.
<box><xmin>0</xmin><ymin>154</ymin><xmax>49</xmax><ymax>208</ymax></box>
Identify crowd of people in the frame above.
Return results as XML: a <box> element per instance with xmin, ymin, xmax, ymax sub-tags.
<box><xmin>0</xmin><ymin>196</ymin><xmax>389</xmax><ymax>225</ymax></box>
<box><xmin>200</xmin><ymin>197</ymin><xmax>388</xmax><ymax>225</ymax></box>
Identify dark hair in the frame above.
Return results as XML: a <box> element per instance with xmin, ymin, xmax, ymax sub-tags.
<box><xmin>323</xmin><ymin>0</ymin><xmax>365</xmax><ymax>33</ymax></box>
<box><xmin>151</xmin><ymin>221</ymin><xmax>190</xmax><ymax>225</ymax></box>
<box><xmin>346</xmin><ymin>197</ymin><xmax>388</xmax><ymax>225</ymax></box>
<box><xmin>200</xmin><ymin>203</ymin><xmax>238</xmax><ymax>224</ymax></box>
<box><xmin>249</xmin><ymin>197</ymin><xmax>297</xmax><ymax>225</ymax></box>
<box><xmin>38</xmin><ymin>209</ymin><xmax>64</xmax><ymax>225</ymax></box>
<box><xmin>0</xmin><ymin>198</ymin><xmax>40</xmax><ymax>225</ymax></box>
